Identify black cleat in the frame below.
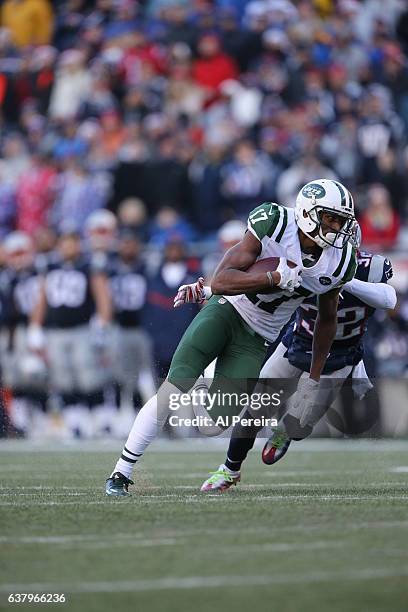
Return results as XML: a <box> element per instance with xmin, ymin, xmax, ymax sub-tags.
<box><xmin>105</xmin><ymin>472</ymin><xmax>134</xmax><ymax>497</ymax></box>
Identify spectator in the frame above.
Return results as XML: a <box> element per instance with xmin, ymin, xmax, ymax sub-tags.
<box><xmin>0</xmin><ymin>166</ymin><xmax>16</xmax><ymax>237</ymax></box>
<box><xmin>118</xmin><ymin>28</ymin><xmax>167</xmax><ymax>88</ymax></box>
<box><xmin>320</xmin><ymin>113</ymin><xmax>361</xmax><ymax>186</ymax></box>
<box><xmin>143</xmin><ymin>238</ymin><xmax>200</xmax><ymax>378</ymax></box>
<box><xmin>356</xmin><ymin>84</ymin><xmax>404</xmax><ymax>183</ymax></box>
<box><xmin>0</xmin><ymin>0</ymin><xmax>53</xmax><ymax>48</ymax></box>
<box><xmin>144</xmin><ymin>135</ymin><xmax>192</xmax><ymax>214</ymax></box>
<box><xmin>220</xmin><ymin>138</ymin><xmax>276</xmax><ymax>218</ymax></box>
<box><xmin>360</xmin><ymin>184</ymin><xmax>401</xmax><ymax>251</ymax></box>
<box><xmin>376</xmin><ymin>147</ymin><xmax>407</xmax><ymax>218</ymax></box>
<box><xmin>31</xmin><ymin>45</ymin><xmax>56</xmax><ymax>115</ymax></box>
<box><xmin>109</xmin><ymin>136</ymin><xmax>149</xmax><ymax>211</ymax></box>
<box><xmin>217</xmin><ymin>6</ymin><xmax>262</xmax><ymax>71</ymax></box>
<box><xmin>97</xmin><ymin>109</ymin><xmax>127</xmax><ymax>165</ymax></box>
<box><xmin>16</xmin><ymin>152</ymin><xmax>56</xmax><ymax>235</ymax></box>
<box><xmin>192</xmin><ymin>32</ymin><xmax>238</xmax><ymax>95</ymax></box>
<box><xmin>116</xmin><ymin>197</ymin><xmax>148</xmax><ymax>240</ymax></box>
<box><xmin>165</xmin><ymin>54</ymin><xmax>206</xmax><ymax>119</ymax></box>
<box><xmin>49</xmin><ymin>50</ymin><xmax>92</xmax><ymax>120</ymax></box>
<box><xmin>149</xmin><ymin>206</ymin><xmax>196</xmax><ymax>247</ymax></box>
<box><xmin>51</xmin><ymin>157</ymin><xmax>111</xmax><ymax>233</ymax></box>
<box><xmin>190</xmin><ymin>141</ymin><xmax>229</xmax><ymax>232</ymax></box>
<box><xmin>0</xmin><ymin>134</ymin><xmax>30</xmax><ymax>188</ymax></box>
<box><xmin>276</xmin><ymin>152</ymin><xmax>337</xmax><ymax>206</ymax></box>
<box><xmin>380</xmin><ymin>42</ymin><xmax>408</xmax><ymax>132</ymax></box>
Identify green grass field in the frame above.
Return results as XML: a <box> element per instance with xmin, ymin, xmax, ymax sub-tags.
<box><xmin>1</xmin><ymin>439</ymin><xmax>408</xmax><ymax>612</ymax></box>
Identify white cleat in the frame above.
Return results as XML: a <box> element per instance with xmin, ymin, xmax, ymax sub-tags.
<box><xmin>200</xmin><ymin>464</ymin><xmax>241</xmax><ymax>492</ymax></box>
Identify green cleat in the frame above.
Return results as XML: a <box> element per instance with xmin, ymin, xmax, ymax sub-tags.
<box><xmin>200</xmin><ymin>465</ymin><xmax>241</xmax><ymax>492</ymax></box>
<box><xmin>105</xmin><ymin>472</ymin><xmax>134</xmax><ymax>497</ymax></box>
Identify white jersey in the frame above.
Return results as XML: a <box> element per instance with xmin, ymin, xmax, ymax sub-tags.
<box><xmin>225</xmin><ymin>202</ymin><xmax>357</xmax><ymax>343</ymax></box>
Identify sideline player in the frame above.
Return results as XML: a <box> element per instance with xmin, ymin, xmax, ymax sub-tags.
<box><xmin>0</xmin><ymin>232</ymin><xmax>43</xmax><ymax>435</ymax></box>
<box><xmin>106</xmin><ymin>179</ymin><xmax>357</xmax><ymax>496</ymax></box>
<box><xmin>28</xmin><ymin>228</ymin><xmax>112</xmax><ymax>437</ymax></box>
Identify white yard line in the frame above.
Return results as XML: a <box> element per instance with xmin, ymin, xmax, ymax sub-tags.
<box><xmin>0</xmin><ymin>535</ymin><xmax>340</xmax><ymax>552</ymax></box>
<box><xmin>1</xmin><ymin>567</ymin><xmax>408</xmax><ymax>594</ymax></box>
<box><xmin>0</xmin><ymin>535</ymin><xmax>177</xmax><ymax>547</ymax></box>
<box><xmin>1</xmin><ymin>481</ymin><xmax>406</xmax><ymax>493</ymax></box>
<box><xmin>2</xmin><ymin>522</ymin><xmax>408</xmax><ymax>546</ymax></box>
<box><xmin>1</xmin><ymin>494</ymin><xmax>407</xmax><ymax>507</ymax></box>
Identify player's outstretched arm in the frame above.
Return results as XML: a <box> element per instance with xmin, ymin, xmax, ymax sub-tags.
<box><xmin>310</xmin><ymin>288</ymin><xmax>340</xmax><ymax>382</ymax></box>
<box><xmin>210</xmin><ymin>231</ymin><xmax>280</xmax><ymax>295</ymax></box>
<box><xmin>342</xmin><ymin>278</ymin><xmax>397</xmax><ymax>310</ymax></box>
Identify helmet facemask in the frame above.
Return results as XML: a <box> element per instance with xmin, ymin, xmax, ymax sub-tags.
<box><xmin>307</xmin><ymin>205</ymin><xmax>355</xmax><ymax>249</ymax></box>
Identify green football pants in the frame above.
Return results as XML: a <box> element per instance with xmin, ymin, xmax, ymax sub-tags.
<box><xmin>167</xmin><ymin>296</ymin><xmax>268</xmax><ymax>420</ymax></box>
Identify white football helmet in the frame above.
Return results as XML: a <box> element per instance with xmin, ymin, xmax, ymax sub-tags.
<box><xmin>3</xmin><ymin>231</ymin><xmax>34</xmax><ymax>270</ymax></box>
<box><xmin>295</xmin><ymin>179</ymin><xmax>355</xmax><ymax>249</ymax></box>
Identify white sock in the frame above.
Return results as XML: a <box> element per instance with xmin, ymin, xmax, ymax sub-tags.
<box><xmin>112</xmin><ymin>380</ymin><xmax>180</xmax><ymax>479</ymax></box>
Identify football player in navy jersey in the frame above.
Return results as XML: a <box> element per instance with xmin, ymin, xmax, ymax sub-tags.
<box><xmin>0</xmin><ymin>232</ymin><xmax>44</xmax><ymax>435</ymax></box>
<box><xmin>28</xmin><ymin>227</ymin><xmax>112</xmax><ymax>438</ymax></box>
<box><xmin>109</xmin><ymin>228</ymin><xmax>155</xmax><ymax>430</ymax></box>
<box><xmin>173</xmin><ymin>249</ymin><xmax>396</xmax><ymax>491</ymax></box>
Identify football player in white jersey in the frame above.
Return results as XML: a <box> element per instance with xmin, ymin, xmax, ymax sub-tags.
<box><xmin>181</xmin><ymin>251</ymin><xmax>396</xmax><ymax>492</ymax></box>
<box><xmin>106</xmin><ymin>178</ymin><xmax>357</xmax><ymax>496</ymax></box>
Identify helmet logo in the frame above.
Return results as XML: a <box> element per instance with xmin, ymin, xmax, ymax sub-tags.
<box><xmin>319</xmin><ymin>276</ymin><xmax>332</xmax><ymax>285</ymax></box>
<box><xmin>302</xmin><ymin>183</ymin><xmax>326</xmax><ymax>199</ymax></box>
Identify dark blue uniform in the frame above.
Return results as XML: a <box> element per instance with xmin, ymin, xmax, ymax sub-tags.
<box><xmin>108</xmin><ymin>257</ymin><xmax>148</xmax><ymax>328</ymax></box>
<box><xmin>0</xmin><ymin>266</ymin><xmax>42</xmax><ymax>332</ymax></box>
<box><xmin>44</xmin><ymin>258</ymin><xmax>96</xmax><ymax>328</ymax></box>
<box><xmin>282</xmin><ymin>252</ymin><xmax>393</xmax><ymax>374</ymax></box>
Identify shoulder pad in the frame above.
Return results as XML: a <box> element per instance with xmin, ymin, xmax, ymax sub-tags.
<box><xmin>247</xmin><ymin>203</ymin><xmax>287</xmax><ymax>243</ymax></box>
<box><xmin>368</xmin><ymin>254</ymin><xmax>393</xmax><ymax>283</ymax></box>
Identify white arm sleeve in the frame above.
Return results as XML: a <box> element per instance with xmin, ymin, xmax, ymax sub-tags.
<box><xmin>203</xmin><ymin>286</ymin><xmax>213</xmax><ymax>300</ymax></box>
<box><xmin>342</xmin><ymin>278</ymin><xmax>397</xmax><ymax>310</ymax></box>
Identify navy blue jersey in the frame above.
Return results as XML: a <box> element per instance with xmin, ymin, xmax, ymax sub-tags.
<box><xmin>109</xmin><ymin>256</ymin><xmax>148</xmax><ymax>328</ymax></box>
<box><xmin>44</xmin><ymin>257</ymin><xmax>96</xmax><ymax>329</ymax></box>
<box><xmin>0</xmin><ymin>271</ymin><xmax>13</xmax><ymax>328</ymax></box>
<box><xmin>282</xmin><ymin>252</ymin><xmax>393</xmax><ymax>374</ymax></box>
<box><xmin>0</xmin><ymin>267</ymin><xmax>41</xmax><ymax>326</ymax></box>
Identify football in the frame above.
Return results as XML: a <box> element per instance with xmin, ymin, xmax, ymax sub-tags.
<box><xmin>246</xmin><ymin>256</ymin><xmax>297</xmax><ymax>274</ymax></box>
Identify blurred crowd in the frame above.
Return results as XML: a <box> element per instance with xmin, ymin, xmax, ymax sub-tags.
<box><xmin>1</xmin><ymin>0</ymin><xmax>408</xmax><ymax>244</ymax></box>
<box><xmin>0</xmin><ymin>0</ymin><xmax>408</xmax><ymax>438</ymax></box>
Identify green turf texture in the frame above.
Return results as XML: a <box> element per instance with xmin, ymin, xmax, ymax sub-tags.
<box><xmin>1</xmin><ymin>440</ymin><xmax>408</xmax><ymax>612</ymax></box>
